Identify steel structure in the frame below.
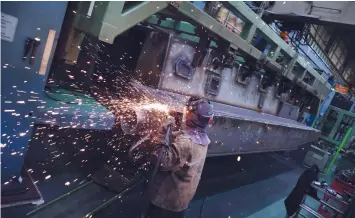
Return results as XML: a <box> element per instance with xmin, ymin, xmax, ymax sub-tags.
<box><xmin>266</xmin><ymin>1</ymin><xmax>355</xmax><ymax>27</ymax></box>
<box><xmin>264</xmin><ymin>1</ymin><xmax>355</xmax><ymax>90</ymax></box>
<box><xmin>72</xmin><ymin>1</ymin><xmax>331</xmax><ymax>99</ymax></box>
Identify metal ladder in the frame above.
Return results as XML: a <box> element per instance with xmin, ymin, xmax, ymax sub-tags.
<box><xmin>298</xmin><ymin>203</ymin><xmax>326</xmax><ymax>218</ymax></box>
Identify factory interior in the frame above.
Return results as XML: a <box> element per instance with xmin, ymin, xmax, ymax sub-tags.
<box><xmin>1</xmin><ymin>1</ymin><xmax>355</xmax><ymax>218</ymax></box>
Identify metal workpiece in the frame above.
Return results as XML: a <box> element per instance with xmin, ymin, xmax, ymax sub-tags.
<box><xmin>206</xmin><ymin>115</ymin><xmax>320</xmax><ymax>156</ymax></box>
<box><xmin>131</xmin><ymin>83</ymin><xmax>321</xmax><ymax>156</ymax></box>
<box><xmin>133</xmin><ymin>82</ymin><xmax>316</xmax><ymax>131</ymax></box>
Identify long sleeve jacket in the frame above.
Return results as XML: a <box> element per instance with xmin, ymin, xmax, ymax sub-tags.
<box><xmin>149</xmin><ymin>127</ymin><xmax>209</xmax><ymax>212</ymax></box>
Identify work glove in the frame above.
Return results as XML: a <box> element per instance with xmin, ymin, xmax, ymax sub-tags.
<box><xmin>150</xmin><ymin>116</ymin><xmax>176</xmax><ymax>164</ymax></box>
<box><xmin>150</xmin><ymin>116</ymin><xmax>175</xmax><ymax>147</ymax></box>
<box><xmin>160</xmin><ymin>116</ymin><xmax>176</xmax><ymax>133</ymax></box>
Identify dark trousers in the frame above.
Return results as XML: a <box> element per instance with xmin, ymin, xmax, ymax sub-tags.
<box><xmin>146</xmin><ymin>203</ymin><xmax>185</xmax><ymax>218</ymax></box>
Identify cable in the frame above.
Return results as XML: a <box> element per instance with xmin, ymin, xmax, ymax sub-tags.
<box><xmin>27</xmin><ymin>181</ymin><xmax>94</xmax><ymax>216</ymax></box>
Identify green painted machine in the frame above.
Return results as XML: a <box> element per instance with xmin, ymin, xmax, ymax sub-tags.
<box><xmin>62</xmin><ymin>1</ymin><xmax>332</xmax><ymax>156</ymax></box>
<box><xmin>71</xmin><ymin>1</ymin><xmax>331</xmax><ymax>100</ymax></box>
<box><xmin>305</xmin><ymin>106</ymin><xmax>355</xmax><ymax>174</ymax></box>
<box><xmin>320</xmin><ymin>106</ymin><xmax>355</xmax><ymax>149</ymax></box>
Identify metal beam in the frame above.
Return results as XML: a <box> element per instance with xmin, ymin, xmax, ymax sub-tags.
<box><xmin>221</xmin><ymin>1</ymin><xmax>330</xmax><ymax>98</ymax></box>
<box><xmin>223</xmin><ymin>1</ymin><xmax>297</xmax><ymax>57</ymax></box>
<box><xmin>99</xmin><ymin>1</ymin><xmax>169</xmax><ymax>43</ymax></box>
<box><xmin>169</xmin><ymin>1</ymin><xmax>262</xmax><ymax>60</ymax></box>
<box><xmin>72</xmin><ymin>1</ymin><xmax>169</xmax><ymax>44</ymax></box>
<box><xmin>245</xmin><ymin>24</ymin><xmax>257</xmax><ymax>44</ymax></box>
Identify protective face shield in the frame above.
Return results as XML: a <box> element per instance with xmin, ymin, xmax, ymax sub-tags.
<box><xmin>185</xmin><ymin>98</ymin><xmax>214</xmax><ymax>129</ymax></box>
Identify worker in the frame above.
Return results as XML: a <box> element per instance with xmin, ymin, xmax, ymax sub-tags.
<box><xmin>284</xmin><ymin>164</ymin><xmax>320</xmax><ymax>218</ymax></box>
<box><xmin>280</xmin><ymin>31</ymin><xmax>295</xmax><ymax>50</ymax></box>
<box><xmin>280</xmin><ymin>31</ymin><xmax>289</xmax><ymax>43</ymax></box>
<box><xmin>146</xmin><ymin>97</ymin><xmax>214</xmax><ymax>218</ymax></box>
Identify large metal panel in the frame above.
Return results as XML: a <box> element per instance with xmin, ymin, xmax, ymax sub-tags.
<box><xmin>135</xmin><ymin>31</ymin><xmax>281</xmax><ymax>115</ymax></box>
<box><xmin>1</xmin><ymin>2</ymin><xmax>68</xmax><ymax>182</ymax></box>
<box><xmin>1</xmin><ymin>2</ymin><xmax>116</xmax><ymax>183</ymax></box>
<box><xmin>207</xmin><ymin>114</ymin><xmax>319</xmax><ymax>156</ymax></box>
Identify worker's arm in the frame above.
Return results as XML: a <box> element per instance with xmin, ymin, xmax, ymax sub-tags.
<box><xmin>150</xmin><ymin>117</ymin><xmax>187</xmax><ymax>171</ymax></box>
<box><xmin>153</xmin><ymin>136</ymin><xmax>187</xmax><ymax>172</ymax></box>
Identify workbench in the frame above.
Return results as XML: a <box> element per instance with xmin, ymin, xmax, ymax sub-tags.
<box><xmin>313</xmin><ymin>181</ymin><xmax>352</xmax><ymax>218</ymax></box>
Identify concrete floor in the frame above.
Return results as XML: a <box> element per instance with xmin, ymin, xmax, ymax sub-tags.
<box><xmin>186</xmin><ymin>168</ymin><xmax>304</xmax><ymax>218</ymax></box>
<box><xmin>186</xmin><ymin>168</ymin><xmax>324</xmax><ymax>218</ymax></box>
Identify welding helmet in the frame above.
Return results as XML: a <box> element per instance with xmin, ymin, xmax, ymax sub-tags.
<box><xmin>186</xmin><ymin>97</ymin><xmax>214</xmax><ymax>129</ymax></box>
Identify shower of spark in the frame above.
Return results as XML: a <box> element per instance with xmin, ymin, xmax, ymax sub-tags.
<box><xmin>1</xmin><ymin>28</ymin><xmax>181</xmax><ymax>193</ymax></box>
<box><xmin>138</xmin><ymin>103</ymin><xmax>169</xmax><ymax>114</ymax></box>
